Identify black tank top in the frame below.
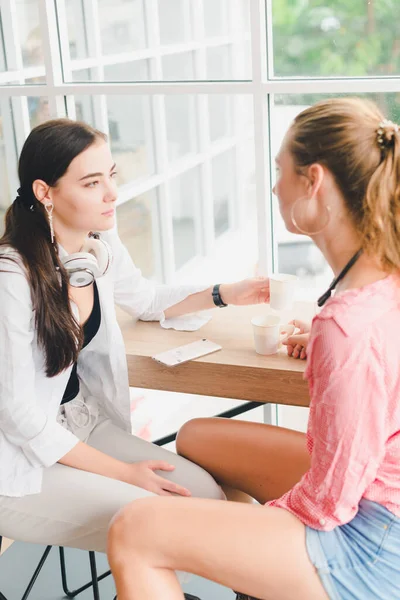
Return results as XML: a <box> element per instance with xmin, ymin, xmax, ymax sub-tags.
<box><xmin>61</xmin><ymin>282</ymin><xmax>101</xmax><ymax>405</ymax></box>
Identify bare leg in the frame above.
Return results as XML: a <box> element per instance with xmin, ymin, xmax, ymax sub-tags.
<box><xmin>222</xmin><ymin>483</ymin><xmax>253</xmax><ymax>503</ymax></box>
<box><xmin>176</xmin><ymin>418</ymin><xmax>310</xmax><ymax>503</ymax></box>
<box><xmin>107</xmin><ymin>496</ymin><xmax>328</xmax><ymax>600</ymax></box>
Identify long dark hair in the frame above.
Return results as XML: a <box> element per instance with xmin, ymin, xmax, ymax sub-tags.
<box><xmin>0</xmin><ymin>119</ymin><xmax>107</xmax><ymax>377</ymax></box>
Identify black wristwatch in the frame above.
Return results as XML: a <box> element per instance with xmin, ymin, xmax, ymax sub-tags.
<box><xmin>212</xmin><ymin>283</ymin><xmax>228</xmax><ymax>308</ymax></box>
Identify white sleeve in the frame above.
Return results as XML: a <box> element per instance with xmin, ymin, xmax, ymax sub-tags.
<box><xmin>0</xmin><ymin>260</ymin><xmax>79</xmax><ymax>468</ymax></box>
<box><xmin>103</xmin><ymin>229</ymin><xmax>209</xmax><ymax>322</ymax></box>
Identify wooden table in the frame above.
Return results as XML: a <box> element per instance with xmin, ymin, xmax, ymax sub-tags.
<box><xmin>119</xmin><ymin>305</ymin><xmax>309</xmax><ymax>408</ymax></box>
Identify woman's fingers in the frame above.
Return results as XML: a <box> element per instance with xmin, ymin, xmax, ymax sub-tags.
<box><xmin>156</xmin><ymin>476</ymin><xmax>192</xmax><ymax>497</ymax></box>
<box><xmin>292</xmin><ymin>344</ymin><xmax>302</xmax><ymax>359</ymax></box>
<box><xmin>147</xmin><ymin>460</ymin><xmax>176</xmax><ymax>472</ymax></box>
<box><xmin>283</xmin><ymin>333</ymin><xmax>308</xmax><ymax>348</ymax></box>
<box><xmin>157</xmin><ymin>489</ymin><xmax>175</xmax><ymax>496</ymax></box>
<box><xmin>289</xmin><ymin>319</ymin><xmax>311</xmax><ymax>334</ymax></box>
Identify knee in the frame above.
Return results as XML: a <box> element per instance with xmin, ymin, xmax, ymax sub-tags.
<box><xmin>176</xmin><ymin>417</ymin><xmax>213</xmax><ymax>459</ymax></box>
<box><xmin>107</xmin><ymin>497</ymin><xmax>158</xmax><ymax>565</ymax></box>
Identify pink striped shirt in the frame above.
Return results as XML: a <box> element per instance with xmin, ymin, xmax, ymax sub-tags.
<box><xmin>267</xmin><ymin>274</ymin><xmax>400</xmax><ymax>531</ymax></box>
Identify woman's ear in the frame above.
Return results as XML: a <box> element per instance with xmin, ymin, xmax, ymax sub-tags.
<box><xmin>32</xmin><ymin>179</ymin><xmax>51</xmax><ymax>205</ymax></box>
<box><xmin>306</xmin><ymin>163</ymin><xmax>324</xmax><ymax>198</ymax></box>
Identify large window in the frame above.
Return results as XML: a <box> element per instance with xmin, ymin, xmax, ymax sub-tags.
<box><xmin>1</xmin><ymin>0</ymin><xmax>399</xmax><ymax>430</ymax></box>
<box><xmin>1</xmin><ymin>0</ymin><xmax>398</xmax><ymax>287</ymax></box>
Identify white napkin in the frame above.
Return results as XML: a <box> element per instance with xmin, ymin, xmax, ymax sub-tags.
<box><xmin>160</xmin><ymin>311</ymin><xmax>212</xmax><ymax>331</ymax></box>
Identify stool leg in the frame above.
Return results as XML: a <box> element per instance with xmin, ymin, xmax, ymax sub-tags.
<box><xmin>21</xmin><ymin>545</ymin><xmax>53</xmax><ymax>600</ymax></box>
<box><xmin>88</xmin><ymin>552</ymin><xmax>100</xmax><ymax>600</ymax></box>
<box><xmin>60</xmin><ymin>547</ymin><xmax>111</xmax><ymax>599</ymax></box>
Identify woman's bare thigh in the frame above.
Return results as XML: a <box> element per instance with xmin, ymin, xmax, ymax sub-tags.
<box><xmin>176</xmin><ymin>418</ymin><xmax>310</xmax><ymax>503</ymax></box>
<box><xmin>109</xmin><ymin>496</ymin><xmax>328</xmax><ymax>600</ymax></box>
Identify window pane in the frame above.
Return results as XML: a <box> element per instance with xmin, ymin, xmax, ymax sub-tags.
<box><xmin>207</xmin><ymin>47</ymin><xmax>233</xmax><ymax>140</ymax></box>
<box><xmin>203</xmin><ymin>0</ymin><xmax>229</xmax><ymax>38</ymax></box>
<box><xmin>212</xmin><ymin>150</ymin><xmax>234</xmax><ymax>237</ymax></box>
<box><xmin>209</xmin><ymin>95</ymin><xmax>232</xmax><ymax>141</ymax></box>
<box><xmin>116</xmin><ymin>190</ymin><xmax>161</xmax><ymax>279</ymax></box>
<box><xmin>75</xmin><ymin>95</ymin><xmax>96</xmax><ymax>125</ymax></box>
<box><xmin>98</xmin><ymin>0</ymin><xmax>146</xmax><ymax>55</ymax></box>
<box><xmin>71</xmin><ymin>68</ymin><xmax>93</xmax><ymax>82</ymax></box>
<box><xmin>70</xmin><ymin>71</ymin><xmax>96</xmax><ymax>124</ymax></box>
<box><xmin>272</xmin><ymin>0</ymin><xmax>400</xmax><ymax>77</ymax></box>
<box><xmin>165</xmin><ymin>95</ymin><xmax>197</xmax><ymax>161</ymax></box>
<box><xmin>17</xmin><ymin>0</ymin><xmax>44</xmax><ymax>69</ymax></box>
<box><xmin>25</xmin><ymin>74</ymin><xmax>45</xmax><ymax>85</ymax></box>
<box><xmin>28</xmin><ymin>96</ymin><xmax>52</xmax><ymax>128</ymax></box>
<box><xmin>162</xmin><ymin>52</ymin><xmax>194</xmax><ymax>81</ymax></box>
<box><xmin>174</xmin><ymin>98</ymin><xmax>257</xmax><ymax>283</ymax></box>
<box><xmin>0</xmin><ymin>100</ymin><xmax>14</xmax><ymax>236</ymax></box>
<box><xmin>61</xmin><ymin>0</ymin><xmax>250</xmax><ymax>81</ymax></box>
<box><xmin>158</xmin><ymin>0</ymin><xmax>189</xmax><ymax>45</ymax></box>
<box><xmin>170</xmin><ymin>168</ymin><xmax>201</xmax><ymax>269</ymax></box>
<box><xmin>64</xmin><ymin>0</ymin><xmax>89</xmax><ymax>60</ymax></box>
<box><xmin>103</xmin><ymin>60</ymin><xmax>150</xmax><ymax>82</ymax></box>
<box><xmin>206</xmin><ymin>45</ymin><xmax>232</xmax><ymax>80</ymax></box>
<box><xmin>106</xmin><ymin>95</ymin><xmax>155</xmax><ymax>185</ymax></box>
<box><xmin>0</xmin><ymin>14</ymin><xmax>6</xmax><ymax>72</ymax></box>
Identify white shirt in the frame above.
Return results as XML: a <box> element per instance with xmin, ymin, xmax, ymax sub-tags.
<box><xmin>0</xmin><ymin>229</ymin><xmax>207</xmax><ymax>496</ymax></box>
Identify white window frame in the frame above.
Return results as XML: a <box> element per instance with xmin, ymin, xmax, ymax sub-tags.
<box><xmin>1</xmin><ymin>0</ymin><xmax>399</xmax><ymax>426</ymax></box>
<box><xmin>2</xmin><ymin>0</ymin><xmax>400</xmax><ymax>278</ymax></box>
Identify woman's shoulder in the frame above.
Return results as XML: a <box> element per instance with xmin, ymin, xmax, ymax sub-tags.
<box><xmin>0</xmin><ymin>246</ymin><xmax>31</xmax><ymax>304</ymax></box>
<box><xmin>306</xmin><ymin>275</ymin><xmax>399</xmax><ymax>375</ymax></box>
<box><xmin>314</xmin><ymin>274</ymin><xmax>400</xmax><ymax>337</ymax></box>
<box><xmin>0</xmin><ymin>245</ymin><xmax>27</xmax><ymax>275</ymax></box>
<box><xmin>0</xmin><ymin>248</ymin><xmax>33</xmax><ymax>321</ymax></box>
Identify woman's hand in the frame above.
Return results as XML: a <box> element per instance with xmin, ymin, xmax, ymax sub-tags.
<box><xmin>220</xmin><ymin>278</ymin><xmax>270</xmax><ymax>306</ymax></box>
<box><xmin>282</xmin><ymin>319</ymin><xmax>311</xmax><ymax>360</ymax></box>
<box><xmin>123</xmin><ymin>460</ymin><xmax>192</xmax><ymax>497</ymax></box>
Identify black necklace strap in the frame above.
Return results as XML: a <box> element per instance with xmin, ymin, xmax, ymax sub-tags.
<box><xmin>317</xmin><ymin>249</ymin><xmax>363</xmax><ymax>307</ymax></box>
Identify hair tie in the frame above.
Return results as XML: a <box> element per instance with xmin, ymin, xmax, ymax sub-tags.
<box><xmin>14</xmin><ymin>186</ymin><xmax>35</xmax><ymax>212</ymax></box>
<box><xmin>376</xmin><ymin>119</ymin><xmax>399</xmax><ymax>150</ymax></box>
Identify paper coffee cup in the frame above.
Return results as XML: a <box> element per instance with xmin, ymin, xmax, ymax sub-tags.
<box><xmin>269</xmin><ymin>274</ymin><xmax>298</xmax><ymax>311</ymax></box>
<box><xmin>251</xmin><ymin>315</ymin><xmax>295</xmax><ymax>356</ymax></box>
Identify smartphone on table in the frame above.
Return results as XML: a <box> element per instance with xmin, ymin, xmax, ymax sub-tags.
<box><xmin>152</xmin><ymin>339</ymin><xmax>222</xmax><ymax>367</ymax></box>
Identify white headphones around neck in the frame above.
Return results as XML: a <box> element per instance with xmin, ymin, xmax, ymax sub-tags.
<box><xmin>61</xmin><ymin>233</ymin><xmax>112</xmax><ymax>288</ymax></box>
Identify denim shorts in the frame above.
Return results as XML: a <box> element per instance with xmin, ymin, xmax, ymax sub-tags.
<box><xmin>306</xmin><ymin>499</ymin><xmax>400</xmax><ymax>599</ymax></box>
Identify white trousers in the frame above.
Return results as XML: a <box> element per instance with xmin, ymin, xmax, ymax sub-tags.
<box><xmin>0</xmin><ymin>403</ymin><xmax>224</xmax><ymax>553</ymax></box>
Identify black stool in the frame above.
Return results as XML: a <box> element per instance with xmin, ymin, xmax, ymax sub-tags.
<box><xmin>0</xmin><ymin>536</ymin><xmax>111</xmax><ymax>600</ymax></box>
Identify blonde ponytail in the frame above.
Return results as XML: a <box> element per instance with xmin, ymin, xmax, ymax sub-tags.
<box><xmin>362</xmin><ymin>128</ymin><xmax>400</xmax><ymax>270</ymax></box>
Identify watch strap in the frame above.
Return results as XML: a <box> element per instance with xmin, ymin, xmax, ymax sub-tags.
<box><xmin>212</xmin><ymin>283</ymin><xmax>228</xmax><ymax>308</ymax></box>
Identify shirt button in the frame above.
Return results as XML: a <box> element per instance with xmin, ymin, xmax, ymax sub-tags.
<box><xmin>319</xmin><ymin>518</ymin><xmax>326</xmax><ymax>526</ymax></box>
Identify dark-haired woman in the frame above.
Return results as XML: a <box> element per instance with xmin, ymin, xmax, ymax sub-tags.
<box><xmin>0</xmin><ymin>119</ymin><xmax>269</xmax><ymax>554</ymax></box>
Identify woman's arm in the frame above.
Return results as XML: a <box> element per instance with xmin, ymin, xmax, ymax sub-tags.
<box><xmin>59</xmin><ymin>442</ymin><xmax>191</xmax><ymax>496</ymax></box>
<box><xmin>59</xmin><ymin>441</ymin><xmax>131</xmax><ymax>480</ymax></box>
<box><xmin>164</xmin><ymin>280</ymin><xmax>270</xmax><ymax>319</ymax></box>
<box><xmin>0</xmin><ymin>266</ymin><xmax>79</xmax><ymax>468</ymax></box>
<box><xmin>103</xmin><ymin>229</ymin><xmax>269</xmax><ymax>320</ymax></box>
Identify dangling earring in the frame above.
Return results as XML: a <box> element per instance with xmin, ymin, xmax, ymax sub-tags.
<box><xmin>44</xmin><ymin>202</ymin><xmax>55</xmax><ymax>244</ymax></box>
<box><xmin>290</xmin><ymin>195</ymin><xmax>331</xmax><ymax>236</ymax></box>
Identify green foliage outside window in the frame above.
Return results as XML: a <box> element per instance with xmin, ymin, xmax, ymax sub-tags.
<box><xmin>272</xmin><ymin>0</ymin><xmax>400</xmax><ymax>120</ymax></box>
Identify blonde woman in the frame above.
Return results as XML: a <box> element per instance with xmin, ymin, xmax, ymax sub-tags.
<box><xmin>107</xmin><ymin>98</ymin><xmax>400</xmax><ymax>600</ymax></box>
